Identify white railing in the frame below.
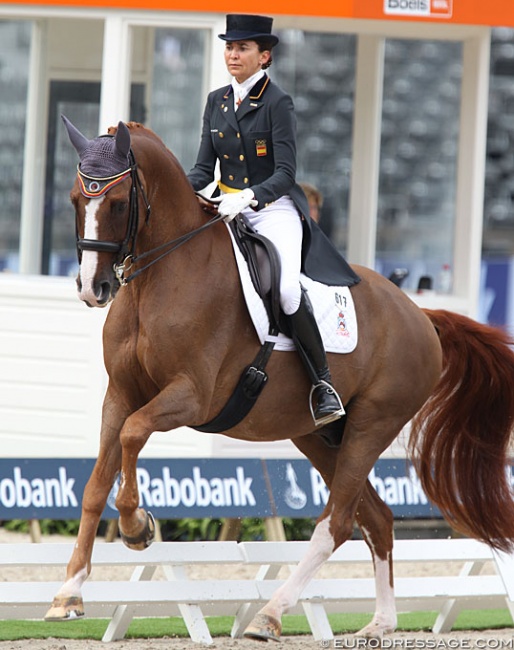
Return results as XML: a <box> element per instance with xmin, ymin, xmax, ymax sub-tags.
<box><xmin>0</xmin><ymin>539</ymin><xmax>513</xmax><ymax>645</ymax></box>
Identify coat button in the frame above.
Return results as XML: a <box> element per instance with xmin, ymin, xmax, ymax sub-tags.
<box><xmin>236</xmin><ymin>132</ymin><xmax>240</xmax><ymax>138</ymax></box>
<box><xmin>229</xmin><ymin>175</ymin><xmax>234</xmax><ymax>181</ymax></box>
<box><xmin>244</xmin><ymin>177</ymin><xmax>249</xmax><ymax>183</ymax></box>
<box><xmin>239</xmin><ymin>155</ymin><xmax>244</xmax><ymax>161</ymax></box>
<box><xmin>219</xmin><ymin>132</ymin><xmax>224</xmax><ymax>138</ymax></box>
<box><xmin>223</xmin><ymin>154</ymin><xmax>229</xmax><ymax>159</ymax></box>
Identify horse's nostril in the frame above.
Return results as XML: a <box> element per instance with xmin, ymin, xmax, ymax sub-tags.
<box><xmin>97</xmin><ymin>281</ymin><xmax>112</xmax><ymax>304</ymax></box>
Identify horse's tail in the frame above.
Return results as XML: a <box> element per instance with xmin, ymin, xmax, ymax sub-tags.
<box><xmin>409</xmin><ymin>309</ymin><xmax>514</xmax><ymax>552</ymax></box>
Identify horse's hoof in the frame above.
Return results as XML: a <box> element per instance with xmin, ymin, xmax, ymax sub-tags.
<box><xmin>355</xmin><ymin>622</ymin><xmax>392</xmax><ymax>639</ymax></box>
<box><xmin>119</xmin><ymin>510</ymin><xmax>155</xmax><ymax>550</ymax></box>
<box><xmin>44</xmin><ymin>596</ymin><xmax>84</xmax><ymax>621</ymax></box>
<box><xmin>243</xmin><ymin>613</ymin><xmax>281</xmax><ymax>642</ymax></box>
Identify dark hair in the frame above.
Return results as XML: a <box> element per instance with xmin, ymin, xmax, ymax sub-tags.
<box><xmin>257</xmin><ymin>39</ymin><xmax>274</xmax><ymax>69</ymax></box>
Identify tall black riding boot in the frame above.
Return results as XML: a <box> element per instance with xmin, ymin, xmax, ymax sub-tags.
<box><xmin>288</xmin><ymin>290</ymin><xmax>345</xmax><ymax>427</ymax></box>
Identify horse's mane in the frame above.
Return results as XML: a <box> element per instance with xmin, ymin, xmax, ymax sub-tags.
<box><xmin>107</xmin><ymin>121</ymin><xmax>168</xmax><ymax>150</ymax></box>
<box><xmin>107</xmin><ymin>122</ymin><xmax>188</xmax><ymax>183</ymax></box>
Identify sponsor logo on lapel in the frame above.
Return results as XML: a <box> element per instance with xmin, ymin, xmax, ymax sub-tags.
<box><xmin>255</xmin><ymin>139</ymin><xmax>267</xmax><ymax>157</ymax></box>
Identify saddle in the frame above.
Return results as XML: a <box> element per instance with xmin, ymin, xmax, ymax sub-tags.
<box><xmin>197</xmin><ymin>193</ymin><xmax>284</xmax><ymax>334</ymax></box>
<box><xmin>229</xmin><ymin>216</ymin><xmax>287</xmax><ymax>336</ymax></box>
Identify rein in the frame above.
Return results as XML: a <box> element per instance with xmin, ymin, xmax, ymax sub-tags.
<box><xmin>76</xmin><ymin>149</ymin><xmax>225</xmax><ymax>285</ymax></box>
<box><xmin>115</xmin><ymin>211</ymin><xmax>225</xmax><ymax>285</ymax></box>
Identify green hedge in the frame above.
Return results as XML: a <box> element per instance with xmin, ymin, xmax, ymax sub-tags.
<box><xmin>2</xmin><ymin>517</ymin><xmax>316</xmax><ymax>541</ymax></box>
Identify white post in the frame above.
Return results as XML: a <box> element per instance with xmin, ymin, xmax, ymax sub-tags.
<box><xmin>208</xmin><ymin>17</ymin><xmax>229</xmax><ymax>92</ymax></box>
<box><xmin>99</xmin><ymin>16</ymin><xmax>132</xmax><ymax>134</ymax></box>
<box><xmin>347</xmin><ymin>34</ymin><xmax>385</xmax><ymax>268</ymax></box>
<box><xmin>453</xmin><ymin>28</ymin><xmax>491</xmax><ymax>318</ymax></box>
<box><xmin>19</xmin><ymin>19</ymin><xmax>49</xmax><ymax>275</ymax></box>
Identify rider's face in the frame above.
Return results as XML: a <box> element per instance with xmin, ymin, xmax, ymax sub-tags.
<box><xmin>224</xmin><ymin>40</ymin><xmax>270</xmax><ymax>83</ymax></box>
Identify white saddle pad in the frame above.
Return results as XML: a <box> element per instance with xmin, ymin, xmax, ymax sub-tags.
<box><xmin>228</xmin><ymin>226</ymin><xmax>358</xmax><ymax>353</ymax></box>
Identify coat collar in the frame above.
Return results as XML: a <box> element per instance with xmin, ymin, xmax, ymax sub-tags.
<box><xmin>248</xmin><ymin>73</ymin><xmax>270</xmax><ymax>100</ymax></box>
<box><xmin>221</xmin><ymin>74</ymin><xmax>270</xmax><ymax>126</ymax></box>
<box><xmin>222</xmin><ymin>73</ymin><xmax>270</xmax><ymax>101</ymax></box>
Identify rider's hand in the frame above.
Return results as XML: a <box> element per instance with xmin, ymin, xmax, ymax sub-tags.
<box><xmin>218</xmin><ymin>189</ymin><xmax>257</xmax><ymax>223</ymax></box>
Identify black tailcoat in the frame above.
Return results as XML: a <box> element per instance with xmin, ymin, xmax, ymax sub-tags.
<box><xmin>188</xmin><ymin>75</ymin><xmax>359</xmax><ymax>287</ymax></box>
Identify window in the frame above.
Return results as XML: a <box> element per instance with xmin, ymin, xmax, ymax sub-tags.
<box><xmin>273</xmin><ymin>29</ymin><xmax>356</xmax><ymax>252</ymax></box>
<box><xmin>376</xmin><ymin>38</ymin><xmax>462</xmax><ymax>292</ymax></box>
<box><xmin>0</xmin><ymin>20</ymin><xmax>31</xmax><ymax>272</ymax></box>
<box><xmin>146</xmin><ymin>27</ymin><xmax>208</xmax><ymax>173</ymax></box>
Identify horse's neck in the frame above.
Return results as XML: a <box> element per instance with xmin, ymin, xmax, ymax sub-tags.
<box><xmin>137</xmin><ymin>185</ymin><xmax>231</xmax><ymax>285</ymax></box>
<box><xmin>141</xmin><ymin>166</ymin><xmax>206</xmax><ymax>245</ymax></box>
<box><xmin>134</xmin><ymin>142</ymin><xmax>244</xmax><ymax>313</ymax></box>
<box><xmin>135</xmin><ymin>138</ymin><xmax>204</xmax><ymax>235</ymax></box>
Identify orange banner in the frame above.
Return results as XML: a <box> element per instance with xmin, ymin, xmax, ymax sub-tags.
<box><xmin>3</xmin><ymin>0</ymin><xmax>514</xmax><ymax>26</ymax></box>
<box><xmin>355</xmin><ymin>0</ymin><xmax>514</xmax><ymax>26</ymax></box>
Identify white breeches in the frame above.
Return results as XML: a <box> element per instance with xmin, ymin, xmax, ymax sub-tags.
<box><xmin>241</xmin><ymin>196</ymin><xmax>303</xmax><ymax>315</ymax></box>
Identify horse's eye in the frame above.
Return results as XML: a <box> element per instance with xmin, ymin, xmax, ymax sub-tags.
<box><xmin>112</xmin><ymin>201</ymin><xmax>128</xmax><ymax>216</ymax></box>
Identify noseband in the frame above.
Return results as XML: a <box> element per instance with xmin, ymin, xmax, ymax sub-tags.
<box><xmin>76</xmin><ymin>146</ymin><xmax>224</xmax><ymax>286</ymax></box>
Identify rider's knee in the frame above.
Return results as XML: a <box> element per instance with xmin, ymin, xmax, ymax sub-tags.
<box><xmin>281</xmin><ymin>288</ymin><xmax>301</xmax><ymax>315</ymax></box>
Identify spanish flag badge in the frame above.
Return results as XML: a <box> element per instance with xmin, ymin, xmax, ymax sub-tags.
<box><xmin>255</xmin><ymin>139</ymin><xmax>267</xmax><ymax>157</ymax></box>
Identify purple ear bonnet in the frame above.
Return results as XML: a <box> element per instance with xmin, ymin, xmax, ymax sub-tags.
<box><xmin>61</xmin><ymin>115</ymin><xmax>131</xmax><ymax>178</ymax></box>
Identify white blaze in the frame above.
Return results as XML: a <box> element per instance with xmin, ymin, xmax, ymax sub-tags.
<box><xmin>78</xmin><ymin>196</ymin><xmax>105</xmax><ymax>303</ymax></box>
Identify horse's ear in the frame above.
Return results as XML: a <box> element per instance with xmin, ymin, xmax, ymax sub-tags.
<box><xmin>61</xmin><ymin>115</ymin><xmax>90</xmax><ymax>157</ymax></box>
<box><xmin>115</xmin><ymin>121</ymin><xmax>131</xmax><ymax>158</ymax></box>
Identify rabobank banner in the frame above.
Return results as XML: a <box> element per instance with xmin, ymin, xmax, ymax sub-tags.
<box><xmin>0</xmin><ymin>457</ymin><xmax>450</xmax><ymax>520</ymax></box>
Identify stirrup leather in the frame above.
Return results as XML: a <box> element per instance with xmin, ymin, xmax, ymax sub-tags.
<box><xmin>309</xmin><ymin>379</ymin><xmax>345</xmax><ymax>427</ymax></box>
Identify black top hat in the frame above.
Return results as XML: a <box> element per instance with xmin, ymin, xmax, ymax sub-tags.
<box><xmin>218</xmin><ymin>14</ymin><xmax>279</xmax><ymax>46</ymax></box>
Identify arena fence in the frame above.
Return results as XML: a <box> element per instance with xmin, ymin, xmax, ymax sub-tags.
<box><xmin>0</xmin><ymin>539</ymin><xmax>513</xmax><ymax>644</ymax></box>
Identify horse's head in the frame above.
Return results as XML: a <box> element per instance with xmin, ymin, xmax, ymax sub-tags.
<box><xmin>62</xmin><ymin>115</ymin><xmax>146</xmax><ymax>308</ymax></box>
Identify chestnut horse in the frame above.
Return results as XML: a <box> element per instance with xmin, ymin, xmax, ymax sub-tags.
<box><xmin>46</xmin><ymin>119</ymin><xmax>514</xmax><ymax>641</ymax></box>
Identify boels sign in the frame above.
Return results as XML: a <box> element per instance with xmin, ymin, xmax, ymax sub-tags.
<box><xmin>0</xmin><ymin>457</ymin><xmax>451</xmax><ymax>520</ymax></box>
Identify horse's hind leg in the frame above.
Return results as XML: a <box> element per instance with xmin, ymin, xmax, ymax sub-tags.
<box><xmin>354</xmin><ymin>480</ymin><xmax>397</xmax><ymax>636</ymax></box>
<box><xmin>244</xmin><ymin>506</ymin><xmax>338</xmax><ymax>641</ymax></box>
<box><xmin>244</xmin><ymin>431</ymin><xmax>356</xmax><ymax>641</ymax></box>
<box><xmin>244</xmin><ymin>420</ymin><xmax>400</xmax><ymax>642</ymax></box>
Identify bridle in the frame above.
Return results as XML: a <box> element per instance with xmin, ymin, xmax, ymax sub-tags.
<box><xmin>76</xmin><ymin>149</ymin><xmax>149</xmax><ymax>263</ymax></box>
<box><xmin>76</xmin><ymin>146</ymin><xmax>224</xmax><ymax>286</ymax></box>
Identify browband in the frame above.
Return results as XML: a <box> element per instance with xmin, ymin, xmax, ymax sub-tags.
<box><xmin>77</xmin><ymin>165</ymin><xmax>132</xmax><ymax>198</ymax></box>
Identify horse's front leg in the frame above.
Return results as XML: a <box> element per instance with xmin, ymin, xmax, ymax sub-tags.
<box><xmin>115</xmin><ymin>431</ymin><xmax>156</xmax><ymax>551</ymax></box>
<box><xmin>115</xmin><ymin>380</ymin><xmax>201</xmax><ymax>550</ymax></box>
<box><xmin>45</xmin><ymin>404</ymin><xmax>123</xmax><ymax>620</ymax></box>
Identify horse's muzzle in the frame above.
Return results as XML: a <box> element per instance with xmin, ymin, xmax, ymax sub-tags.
<box><xmin>76</xmin><ymin>272</ymin><xmax>118</xmax><ymax>308</ymax></box>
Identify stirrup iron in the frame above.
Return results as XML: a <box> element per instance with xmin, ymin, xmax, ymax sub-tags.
<box><xmin>309</xmin><ymin>380</ymin><xmax>345</xmax><ymax>427</ymax></box>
